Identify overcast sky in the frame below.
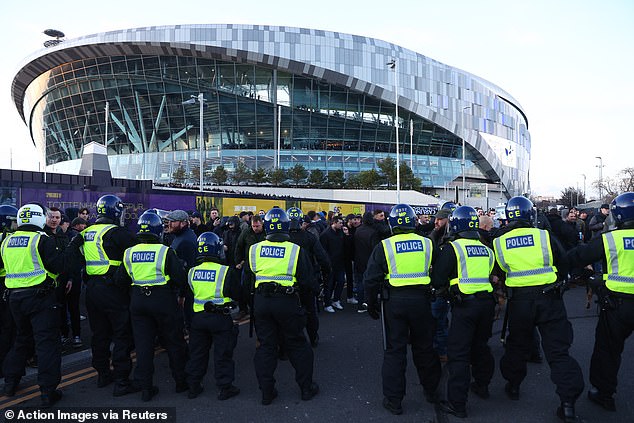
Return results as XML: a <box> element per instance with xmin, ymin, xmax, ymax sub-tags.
<box><xmin>0</xmin><ymin>0</ymin><xmax>632</xmax><ymax>198</ymax></box>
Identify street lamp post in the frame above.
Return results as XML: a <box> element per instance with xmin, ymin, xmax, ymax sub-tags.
<box><xmin>182</xmin><ymin>94</ymin><xmax>206</xmax><ymax>191</ymax></box>
<box><xmin>409</xmin><ymin>119</ymin><xmax>413</xmax><ymax>170</ymax></box>
<box><xmin>581</xmin><ymin>173</ymin><xmax>586</xmax><ymax>202</ymax></box>
<box><xmin>387</xmin><ymin>59</ymin><xmax>400</xmax><ymax>203</ymax></box>
<box><xmin>595</xmin><ymin>156</ymin><xmax>604</xmax><ymax>201</ymax></box>
<box><xmin>42</xmin><ymin>127</ymin><xmax>47</xmax><ymax>183</ymax></box>
<box><xmin>461</xmin><ymin>106</ymin><xmax>471</xmax><ymax>204</ymax></box>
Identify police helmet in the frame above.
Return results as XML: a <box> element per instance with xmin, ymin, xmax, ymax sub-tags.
<box><xmin>263</xmin><ymin>207</ymin><xmax>290</xmax><ymax>237</ymax></box>
<box><xmin>505</xmin><ymin>196</ymin><xmax>534</xmax><ymax>222</ymax></box>
<box><xmin>197</xmin><ymin>231</ymin><xmax>225</xmax><ymax>260</ymax></box>
<box><xmin>441</xmin><ymin>201</ymin><xmax>458</xmax><ymax>212</ymax></box>
<box><xmin>611</xmin><ymin>192</ymin><xmax>634</xmax><ymax>228</ymax></box>
<box><xmin>388</xmin><ymin>204</ymin><xmax>417</xmax><ymax>233</ymax></box>
<box><xmin>17</xmin><ymin>203</ymin><xmax>47</xmax><ymax>229</ymax></box>
<box><xmin>96</xmin><ymin>194</ymin><xmax>125</xmax><ymax>225</ymax></box>
<box><xmin>136</xmin><ymin>212</ymin><xmax>163</xmax><ymax>241</ymax></box>
<box><xmin>287</xmin><ymin>207</ymin><xmax>304</xmax><ymax>230</ymax></box>
<box><xmin>449</xmin><ymin>206</ymin><xmax>479</xmax><ymax>235</ymax></box>
<box><xmin>0</xmin><ymin>205</ymin><xmax>18</xmax><ymax>230</ymax></box>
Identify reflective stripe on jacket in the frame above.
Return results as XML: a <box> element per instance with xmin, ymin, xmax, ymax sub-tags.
<box><xmin>493</xmin><ymin>227</ymin><xmax>557</xmax><ymax>287</ymax></box>
<box><xmin>449</xmin><ymin>238</ymin><xmax>494</xmax><ymax>294</ymax></box>
<box><xmin>1</xmin><ymin>231</ymin><xmax>54</xmax><ymax>288</ymax></box>
<box><xmin>188</xmin><ymin>261</ymin><xmax>231</xmax><ymax>312</ymax></box>
<box><xmin>249</xmin><ymin>240</ymin><xmax>299</xmax><ymax>287</ymax></box>
<box><xmin>381</xmin><ymin>233</ymin><xmax>433</xmax><ymax>286</ymax></box>
<box><xmin>602</xmin><ymin>229</ymin><xmax>634</xmax><ymax>295</ymax></box>
<box><xmin>123</xmin><ymin>243</ymin><xmax>170</xmax><ymax>286</ymax></box>
<box><xmin>81</xmin><ymin>224</ymin><xmax>121</xmax><ymax>275</ymax></box>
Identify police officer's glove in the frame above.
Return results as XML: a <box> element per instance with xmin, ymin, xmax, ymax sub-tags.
<box><xmin>367</xmin><ymin>302</ymin><xmax>380</xmax><ymax>320</ymax></box>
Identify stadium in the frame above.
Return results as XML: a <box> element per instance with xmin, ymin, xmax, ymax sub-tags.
<box><xmin>11</xmin><ymin>24</ymin><xmax>530</xmax><ymax>200</ymax></box>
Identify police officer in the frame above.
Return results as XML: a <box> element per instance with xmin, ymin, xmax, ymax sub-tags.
<box><xmin>185</xmin><ymin>232</ymin><xmax>242</xmax><ymax>401</ymax></box>
<box><xmin>0</xmin><ymin>203</ymin><xmax>65</xmax><ymax>407</ymax></box>
<box><xmin>246</xmin><ymin>207</ymin><xmax>318</xmax><ymax>405</ymax></box>
<box><xmin>364</xmin><ymin>203</ymin><xmax>441</xmax><ymax>415</ymax></box>
<box><xmin>434</xmin><ymin>206</ymin><xmax>496</xmax><ymax>418</ymax></box>
<box><xmin>67</xmin><ymin>194</ymin><xmax>138</xmax><ymax>396</ymax></box>
<box><xmin>0</xmin><ymin>205</ymin><xmax>18</xmax><ymax>376</ymax></box>
<box><xmin>493</xmin><ymin>196</ymin><xmax>583</xmax><ymax>423</ymax></box>
<box><xmin>116</xmin><ymin>212</ymin><xmax>188</xmax><ymax>401</ymax></box>
<box><xmin>566</xmin><ymin>192</ymin><xmax>634</xmax><ymax>412</ymax></box>
<box><xmin>287</xmin><ymin>207</ymin><xmax>331</xmax><ymax>347</ymax></box>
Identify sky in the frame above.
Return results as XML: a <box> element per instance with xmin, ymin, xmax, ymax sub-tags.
<box><xmin>0</xmin><ymin>0</ymin><xmax>632</xmax><ymax>199</ymax></box>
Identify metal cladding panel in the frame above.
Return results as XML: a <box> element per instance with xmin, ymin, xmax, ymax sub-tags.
<box><xmin>12</xmin><ymin>24</ymin><xmax>530</xmax><ymax>196</ymax></box>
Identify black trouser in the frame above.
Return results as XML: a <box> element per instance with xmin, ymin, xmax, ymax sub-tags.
<box><xmin>85</xmin><ymin>277</ymin><xmax>133</xmax><ymax>381</ymax></box>
<box><xmin>253</xmin><ymin>292</ymin><xmax>314</xmax><ymax>396</ymax></box>
<box><xmin>299</xmin><ymin>289</ymin><xmax>319</xmax><ymax>343</ymax></box>
<box><xmin>446</xmin><ymin>296</ymin><xmax>495</xmax><ymax>407</ymax></box>
<box><xmin>183</xmin><ymin>289</ymin><xmax>194</xmax><ymax>330</ymax></box>
<box><xmin>55</xmin><ymin>284</ymin><xmax>68</xmax><ymax>338</ymax></box>
<box><xmin>344</xmin><ymin>259</ymin><xmax>354</xmax><ymax>299</ymax></box>
<box><xmin>66</xmin><ymin>279</ymin><xmax>81</xmax><ymax>338</ymax></box>
<box><xmin>55</xmin><ymin>282</ymin><xmax>80</xmax><ymax>339</ymax></box>
<box><xmin>589</xmin><ymin>297</ymin><xmax>634</xmax><ymax>396</ymax></box>
<box><xmin>0</xmin><ymin>289</ymin><xmax>16</xmax><ymax>376</ymax></box>
<box><xmin>382</xmin><ymin>293</ymin><xmax>441</xmax><ymax>401</ymax></box>
<box><xmin>130</xmin><ymin>287</ymin><xmax>187</xmax><ymax>389</ymax></box>
<box><xmin>186</xmin><ymin>311</ymin><xmax>238</xmax><ymax>388</ymax></box>
<box><xmin>500</xmin><ymin>289</ymin><xmax>584</xmax><ymax>403</ymax></box>
<box><xmin>3</xmin><ymin>289</ymin><xmax>61</xmax><ymax>393</ymax></box>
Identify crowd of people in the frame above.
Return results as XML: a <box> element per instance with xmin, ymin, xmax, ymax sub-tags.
<box><xmin>0</xmin><ymin>191</ymin><xmax>632</xmax><ymax>423</ymax></box>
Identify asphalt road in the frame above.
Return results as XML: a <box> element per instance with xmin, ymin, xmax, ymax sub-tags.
<box><xmin>1</xmin><ymin>286</ymin><xmax>632</xmax><ymax>423</ymax></box>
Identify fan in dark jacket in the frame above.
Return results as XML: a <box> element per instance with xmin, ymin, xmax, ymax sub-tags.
<box><xmin>353</xmin><ymin>212</ymin><xmax>381</xmax><ymax>308</ymax></box>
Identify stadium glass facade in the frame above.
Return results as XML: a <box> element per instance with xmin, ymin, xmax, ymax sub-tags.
<box><xmin>12</xmin><ymin>24</ymin><xmax>530</xmax><ymax>196</ymax></box>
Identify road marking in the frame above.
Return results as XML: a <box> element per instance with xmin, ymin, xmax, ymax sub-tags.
<box><xmin>0</xmin><ymin>319</ymin><xmax>251</xmax><ymax>407</ymax></box>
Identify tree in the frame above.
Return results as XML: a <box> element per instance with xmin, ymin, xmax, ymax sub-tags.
<box><xmin>595</xmin><ymin>167</ymin><xmax>634</xmax><ymax>200</ymax></box>
<box><xmin>359</xmin><ymin>169</ymin><xmax>382</xmax><ymax>189</ymax></box>
<box><xmin>251</xmin><ymin>167</ymin><xmax>268</xmax><ymax>185</ymax></box>
<box><xmin>190</xmin><ymin>166</ymin><xmax>200</xmax><ymax>185</ymax></box>
<box><xmin>558</xmin><ymin>186</ymin><xmax>586</xmax><ymax>209</ymax></box>
<box><xmin>172</xmin><ymin>164</ymin><xmax>186</xmax><ymax>185</ymax></box>
<box><xmin>232</xmin><ymin>160</ymin><xmax>252</xmax><ymax>185</ymax></box>
<box><xmin>210</xmin><ymin>165</ymin><xmax>228</xmax><ymax>185</ymax></box>
<box><xmin>269</xmin><ymin>168</ymin><xmax>287</xmax><ymax>186</ymax></box>
<box><xmin>288</xmin><ymin>163</ymin><xmax>308</xmax><ymax>186</ymax></box>
<box><xmin>378</xmin><ymin>156</ymin><xmax>397</xmax><ymax>188</ymax></box>
<box><xmin>327</xmin><ymin>169</ymin><xmax>345</xmax><ymax>188</ymax></box>
<box><xmin>399</xmin><ymin>163</ymin><xmax>421</xmax><ymax>190</ymax></box>
<box><xmin>346</xmin><ymin>173</ymin><xmax>361</xmax><ymax>189</ymax></box>
<box><xmin>308</xmin><ymin>169</ymin><xmax>326</xmax><ymax>188</ymax></box>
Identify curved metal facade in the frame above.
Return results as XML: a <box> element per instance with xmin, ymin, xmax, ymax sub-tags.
<box><xmin>11</xmin><ymin>24</ymin><xmax>530</xmax><ymax>196</ymax></box>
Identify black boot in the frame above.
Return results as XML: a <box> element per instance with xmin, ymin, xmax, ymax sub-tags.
<box><xmin>188</xmin><ymin>383</ymin><xmax>203</xmax><ymax>399</ymax></box>
<box><xmin>97</xmin><ymin>372</ymin><xmax>113</xmax><ymax>388</ymax></box>
<box><xmin>261</xmin><ymin>388</ymin><xmax>278</xmax><ymax>405</ymax></box>
<box><xmin>556</xmin><ymin>402</ymin><xmax>576</xmax><ymax>423</ymax></box>
<box><xmin>175</xmin><ymin>379</ymin><xmax>188</xmax><ymax>393</ymax></box>
<box><xmin>141</xmin><ymin>386</ymin><xmax>159</xmax><ymax>402</ymax></box>
<box><xmin>382</xmin><ymin>397</ymin><xmax>403</xmax><ymax>415</ymax></box>
<box><xmin>439</xmin><ymin>400</ymin><xmax>467</xmax><ymax>418</ymax></box>
<box><xmin>40</xmin><ymin>389</ymin><xmax>63</xmax><ymax>408</ymax></box>
<box><xmin>113</xmin><ymin>379</ymin><xmax>141</xmax><ymax>397</ymax></box>
<box><xmin>470</xmin><ymin>381</ymin><xmax>490</xmax><ymax>399</ymax></box>
<box><xmin>218</xmin><ymin>384</ymin><xmax>240</xmax><ymax>400</ymax></box>
<box><xmin>3</xmin><ymin>380</ymin><xmax>19</xmax><ymax>397</ymax></box>
<box><xmin>588</xmin><ymin>388</ymin><xmax>616</xmax><ymax>411</ymax></box>
<box><xmin>301</xmin><ymin>382</ymin><xmax>319</xmax><ymax>401</ymax></box>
